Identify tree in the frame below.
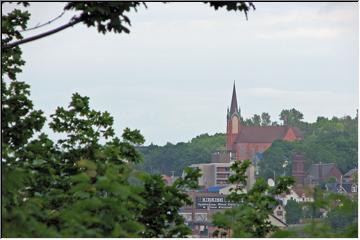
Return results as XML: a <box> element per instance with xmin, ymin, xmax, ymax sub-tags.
<box><xmin>261</xmin><ymin>112</ymin><xmax>271</xmax><ymax>126</ymax></box>
<box><xmin>138</xmin><ymin>133</ymin><xmax>226</xmax><ymax>176</ymax></box>
<box><xmin>212</xmin><ymin>160</ymin><xmax>295</xmax><ymax>237</ymax></box>
<box><xmin>2</xmin><ymin>3</ymin><xmax>256</xmax><ymax>236</ymax></box>
<box><xmin>139</xmin><ymin>167</ymin><xmax>201</xmax><ymax>237</ymax></box>
<box><xmin>251</xmin><ymin>114</ymin><xmax>262</xmax><ymax>126</ymax></box>
<box><xmin>2</xmin><ymin>92</ymin><xmax>203</xmax><ymax>237</ymax></box>
<box><xmin>325</xmin><ymin>193</ymin><xmax>358</xmax><ymax>235</ymax></box>
<box><xmin>279</xmin><ymin>108</ymin><xmax>304</xmax><ymax>126</ymax></box>
<box><xmin>285</xmin><ymin>199</ymin><xmax>302</xmax><ymax>224</ymax></box>
<box><xmin>292</xmin><ymin>190</ymin><xmax>358</xmax><ymax>238</ymax></box>
<box><xmin>258</xmin><ymin>140</ymin><xmax>297</xmax><ymax>180</ymax></box>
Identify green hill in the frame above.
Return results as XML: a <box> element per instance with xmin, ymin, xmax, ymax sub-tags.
<box><xmin>137</xmin><ymin>133</ymin><xmax>226</xmax><ymax>176</ymax></box>
<box><xmin>138</xmin><ymin>115</ymin><xmax>357</xmax><ymax>178</ymax></box>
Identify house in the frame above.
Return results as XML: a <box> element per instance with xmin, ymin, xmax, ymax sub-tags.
<box><xmin>325</xmin><ymin>182</ymin><xmax>358</xmax><ymax>196</ymax></box>
<box><xmin>304</xmin><ymin>163</ymin><xmax>342</xmax><ymax>185</ymax></box>
<box><xmin>273</xmin><ymin>204</ymin><xmax>286</xmax><ymax>223</ymax></box>
<box><xmin>226</xmin><ymin>83</ymin><xmax>302</xmax><ymax>161</ymax></box>
<box><xmin>269</xmin><ymin>214</ymin><xmax>288</xmax><ymax>229</ymax></box>
<box><xmin>343</xmin><ymin>168</ymin><xmax>357</xmax><ymax>184</ymax></box>
<box><xmin>276</xmin><ymin>187</ymin><xmax>313</xmax><ymax>206</ymax></box>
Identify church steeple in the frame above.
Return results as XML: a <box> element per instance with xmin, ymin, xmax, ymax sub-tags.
<box><xmin>230</xmin><ymin>82</ymin><xmax>238</xmax><ymax>115</ymax></box>
<box><xmin>229</xmin><ymin>81</ymin><xmax>240</xmax><ymax>117</ymax></box>
<box><xmin>226</xmin><ymin>82</ymin><xmax>241</xmax><ymax>152</ymax></box>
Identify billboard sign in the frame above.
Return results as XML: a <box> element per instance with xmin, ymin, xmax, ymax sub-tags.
<box><xmin>195</xmin><ymin>196</ymin><xmax>237</xmax><ymax>209</ymax></box>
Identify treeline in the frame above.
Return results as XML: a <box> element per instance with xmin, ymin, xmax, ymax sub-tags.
<box><xmin>137</xmin><ymin>133</ymin><xmax>226</xmax><ymax>176</ymax></box>
<box><xmin>259</xmin><ymin>114</ymin><xmax>358</xmax><ymax>179</ymax></box>
<box><xmin>139</xmin><ymin>110</ymin><xmax>358</xmax><ymax>177</ymax></box>
<box><xmin>241</xmin><ymin>108</ymin><xmax>304</xmax><ymax>127</ymax></box>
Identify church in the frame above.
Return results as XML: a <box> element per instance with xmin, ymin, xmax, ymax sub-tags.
<box><xmin>226</xmin><ymin>83</ymin><xmax>302</xmax><ymax>161</ymax></box>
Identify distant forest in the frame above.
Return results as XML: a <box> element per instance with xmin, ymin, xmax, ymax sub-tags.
<box><xmin>137</xmin><ymin>110</ymin><xmax>358</xmax><ymax>177</ymax></box>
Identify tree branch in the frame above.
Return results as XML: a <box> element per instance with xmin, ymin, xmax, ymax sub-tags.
<box><xmin>19</xmin><ymin>10</ymin><xmax>66</xmax><ymax>33</ymax></box>
<box><xmin>2</xmin><ymin>16</ymin><xmax>84</xmax><ymax>50</ymax></box>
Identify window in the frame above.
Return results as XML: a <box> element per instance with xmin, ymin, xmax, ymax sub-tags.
<box><xmin>250</xmin><ymin>146</ymin><xmax>255</xmax><ymax>160</ymax></box>
<box><xmin>276</xmin><ymin>211</ymin><xmax>283</xmax><ymax>216</ymax></box>
<box><xmin>232</xmin><ymin>116</ymin><xmax>239</xmax><ymax>133</ymax></box>
<box><xmin>217</xmin><ymin>167</ymin><xmax>230</xmax><ymax>172</ymax></box>
<box><xmin>217</xmin><ymin>173</ymin><xmax>230</xmax><ymax>179</ymax></box>
<box><xmin>241</xmin><ymin>145</ymin><xmax>246</xmax><ymax>159</ymax></box>
<box><xmin>351</xmin><ymin>184</ymin><xmax>357</xmax><ymax>193</ymax></box>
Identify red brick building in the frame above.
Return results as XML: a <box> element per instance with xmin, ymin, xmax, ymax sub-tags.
<box><xmin>226</xmin><ymin>83</ymin><xmax>302</xmax><ymax>161</ymax></box>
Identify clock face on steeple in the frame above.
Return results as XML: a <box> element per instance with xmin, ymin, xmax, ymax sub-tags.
<box><xmin>231</xmin><ymin>116</ymin><xmax>239</xmax><ymax>133</ymax></box>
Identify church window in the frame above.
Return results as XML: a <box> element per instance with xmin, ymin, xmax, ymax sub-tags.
<box><xmin>250</xmin><ymin>146</ymin><xmax>255</xmax><ymax>160</ymax></box>
<box><xmin>241</xmin><ymin>145</ymin><xmax>246</xmax><ymax>159</ymax></box>
<box><xmin>231</xmin><ymin>116</ymin><xmax>239</xmax><ymax>133</ymax></box>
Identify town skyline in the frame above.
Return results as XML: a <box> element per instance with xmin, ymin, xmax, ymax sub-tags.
<box><xmin>4</xmin><ymin>2</ymin><xmax>358</xmax><ymax>145</ymax></box>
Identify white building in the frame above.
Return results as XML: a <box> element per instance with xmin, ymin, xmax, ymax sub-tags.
<box><xmin>188</xmin><ymin>162</ymin><xmax>256</xmax><ymax>190</ymax></box>
<box><xmin>276</xmin><ymin>188</ymin><xmax>313</xmax><ymax>206</ymax></box>
<box><xmin>188</xmin><ymin>162</ymin><xmax>232</xmax><ymax>188</ymax></box>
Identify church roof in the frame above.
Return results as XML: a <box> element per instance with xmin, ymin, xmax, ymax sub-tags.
<box><xmin>235</xmin><ymin>126</ymin><xmax>302</xmax><ymax>143</ymax></box>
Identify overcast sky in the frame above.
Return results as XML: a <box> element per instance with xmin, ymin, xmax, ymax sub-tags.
<box><xmin>4</xmin><ymin>2</ymin><xmax>359</xmax><ymax>145</ymax></box>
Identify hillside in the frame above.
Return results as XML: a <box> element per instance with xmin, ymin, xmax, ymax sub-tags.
<box><xmin>138</xmin><ymin>115</ymin><xmax>358</xmax><ymax>177</ymax></box>
<box><xmin>137</xmin><ymin>133</ymin><xmax>226</xmax><ymax>176</ymax></box>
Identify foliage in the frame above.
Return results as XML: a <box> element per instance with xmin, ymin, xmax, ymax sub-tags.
<box><xmin>261</xmin><ymin>112</ymin><xmax>272</xmax><ymax>126</ymax></box>
<box><xmin>212</xmin><ymin>160</ymin><xmax>295</xmax><ymax>237</ymax></box>
<box><xmin>279</xmin><ymin>189</ymin><xmax>358</xmax><ymax>238</ymax></box>
<box><xmin>258</xmin><ymin>140</ymin><xmax>296</xmax><ymax>180</ymax></box>
<box><xmin>280</xmin><ymin>108</ymin><xmax>304</xmax><ymax>126</ymax></box>
<box><xmin>63</xmin><ymin>2</ymin><xmax>145</xmax><ymax>34</ymax></box>
<box><xmin>1</xmin><ymin>5</ymin><xmax>29</xmax><ymax>79</ymax></box>
<box><xmin>2</xmin><ymin>2</ymin><xmax>254</xmax><ymax>50</ymax></box>
<box><xmin>258</xmin><ymin>114</ymin><xmax>358</xmax><ymax>179</ymax></box>
<box><xmin>138</xmin><ymin>167</ymin><xmax>201</xmax><ymax>237</ymax></box>
<box><xmin>2</xmin><ymin>2</ymin><xmax>255</xmax><ymax>237</ymax></box>
<box><xmin>2</xmin><ymin>91</ymin><xmax>201</xmax><ymax>237</ymax></box>
<box><xmin>285</xmin><ymin>199</ymin><xmax>302</xmax><ymax>224</ymax></box>
<box><xmin>138</xmin><ymin>133</ymin><xmax>226</xmax><ymax>176</ymax></box>
<box><xmin>242</xmin><ymin>112</ymin><xmax>275</xmax><ymax>126</ymax></box>
<box><xmin>325</xmin><ymin>193</ymin><xmax>358</xmax><ymax>234</ymax></box>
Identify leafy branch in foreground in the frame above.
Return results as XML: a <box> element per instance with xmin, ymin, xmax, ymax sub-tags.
<box><xmin>138</xmin><ymin>167</ymin><xmax>201</xmax><ymax>237</ymax></box>
<box><xmin>2</xmin><ymin>2</ymin><xmax>255</xmax><ymax>50</ymax></box>
<box><xmin>212</xmin><ymin>160</ymin><xmax>294</xmax><ymax>238</ymax></box>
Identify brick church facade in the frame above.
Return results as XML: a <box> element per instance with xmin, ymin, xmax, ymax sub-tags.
<box><xmin>226</xmin><ymin>83</ymin><xmax>302</xmax><ymax>161</ymax></box>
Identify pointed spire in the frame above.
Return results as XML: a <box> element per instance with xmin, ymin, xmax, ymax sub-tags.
<box><xmin>230</xmin><ymin>81</ymin><xmax>239</xmax><ymax>115</ymax></box>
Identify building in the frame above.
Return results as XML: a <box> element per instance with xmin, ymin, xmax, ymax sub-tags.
<box><xmin>188</xmin><ymin>161</ymin><xmax>256</xmax><ymax>190</ymax></box>
<box><xmin>304</xmin><ymin>163</ymin><xmax>342</xmax><ymax>185</ymax></box>
<box><xmin>343</xmin><ymin>168</ymin><xmax>358</xmax><ymax>184</ymax></box>
<box><xmin>272</xmin><ymin>204</ymin><xmax>287</xmax><ymax>225</ymax></box>
<box><xmin>325</xmin><ymin>182</ymin><xmax>358</xmax><ymax>199</ymax></box>
<box><xmin>188</xmin><ymin>162</ymin><xmax>232</xmax><ymax>188</ymax></box>
<box><xmin>276</xmin><ymin>187</ymin><xmax>314</xmax><ymax>206</ymax></box>
<box><xmin>180</xmin><ymin>191</ymin><xmax>287</xmax><ymax>237</ymax></box>
<box><xmin>226</xmin><ymin>83</ymin><xmax>302</xmax><ymax>161</ymax></box>
<box><xmin>179</xmin><ymin>191</ymin><xmax>237</xmax><ymax>237</ymax></box>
